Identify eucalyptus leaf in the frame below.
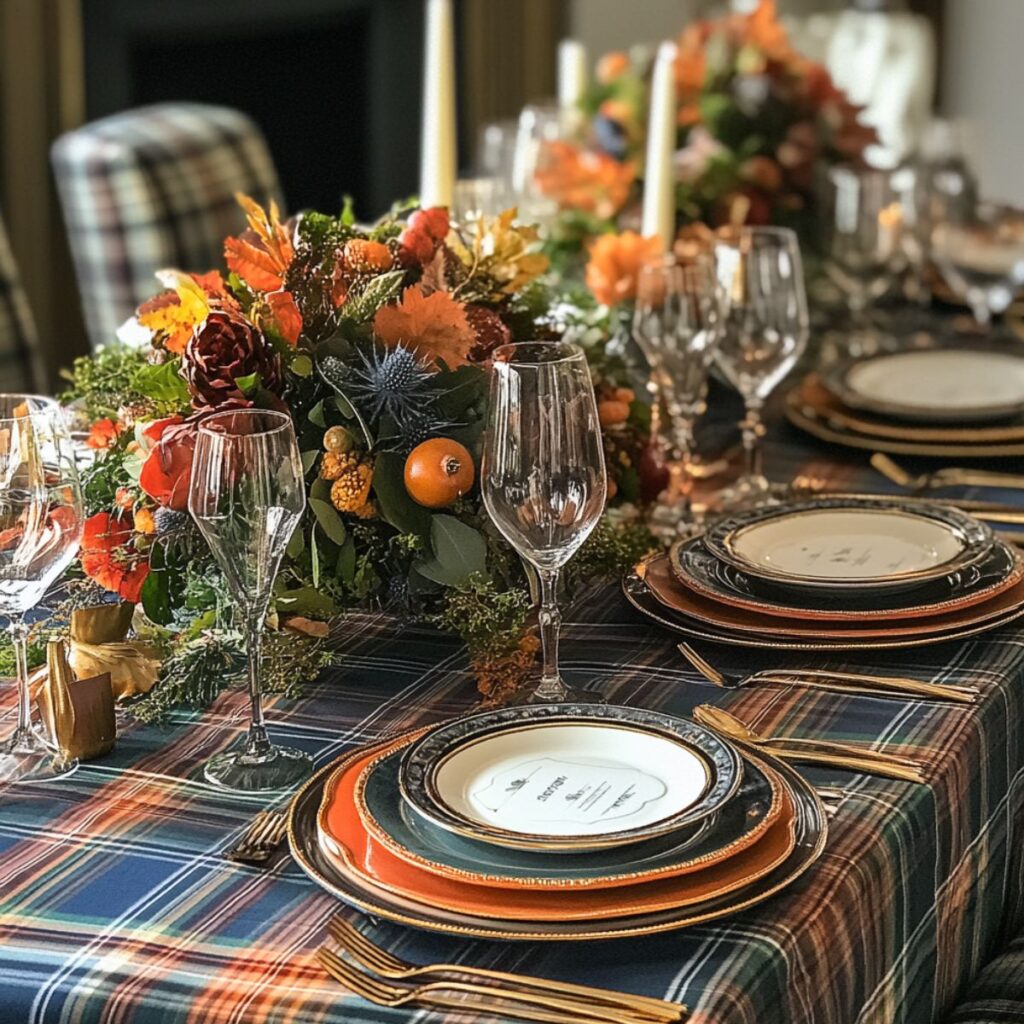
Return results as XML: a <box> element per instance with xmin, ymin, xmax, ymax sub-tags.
<box><xmin>309</xmin><ymin>476</ymin><xmax>332</xmax><ymax>503</ymax></box>
<box><xmin>372</xmin><ymin>451</ymin><xmax>433</xmax><ymax>539</ymax></box>
<box><xmin>336</xmin><ymin>535</ymin><xmax>356</xmax><ymax>583</ymax></box>
<box><xmin>275</xmin><ymin>585</ymin><xmax>337</xmax><ymax>617</ymax></box>
<box><xmin>308</xmin><ymin>399</ymin><xmax>327</xmax><ymax>428</ymax></box>
<box><xmin>311</xmin><ymin>526</ymin><xmax>321</xmax><ymax>588</ymax></box>
<box><xmin>309</xmin><ymin>498</ymin><xmax>347</xmax><ymax>545</ymax></box>
<box><xmin>427</xmin><ymin>514</ymin><xmax>487</xmax><ymax>585</ymax></box>
<box><xmin>286</xmin><ymin>525</ymin><xmax>306</xmax><ymax>560</ymax></box>
<box><xmin>301</xmin><ymin>450</ymin><xmax>320</xmax><ymax>473</ymax></box>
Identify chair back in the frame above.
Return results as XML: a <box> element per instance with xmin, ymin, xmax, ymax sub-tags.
<box><xmin>0</xmin><ymin>210</ymin><xmax>41</xmax><ymax>391</ymax></box>
<box><xmin>52</xmin><ymin>103</ymin><xmax>283</xmax><ymax>349</ymax></box>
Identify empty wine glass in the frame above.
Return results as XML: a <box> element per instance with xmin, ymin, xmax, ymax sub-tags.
<box><xmin>0</xmin><ymin>396</ymin><xmax>84</xmax><ymax>783</ymax></box>
<box><xmin>188</xmin><ymin>408</ymin><xmax>312</xmax><ymax>791</ymax></box>
<box><xmin>820</xmin><ymin>164</ymin><xmax>904</xmax><ymax>339</ymax></box>
<box><xmin>711</xmin><ymin>227</ymin><xmax>810</xmax><ymax>509</ymax></box>
<box><xmin>511</xmin><ymin>104</ymin><xmax>564</xmax><ymax>232</ymax></box>
<box><xmin>931</xmin><ymin>201</ymin><xmax>1024</xmax><ymax>326</ymax></box>
<box><xmin>633</xmin><ymin>255</ymin><xmax>722</xmax><ymax>534</ymax></box>
<box><xmin>483</xmin><ymin>342</ymin><xmax>607</xmax><ymax>704</ymax></box>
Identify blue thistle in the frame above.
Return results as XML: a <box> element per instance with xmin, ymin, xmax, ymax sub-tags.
<box><xmin>346</xmin><ymin>345</ymin><xmax>436</xmax><ymax>422</ymax></box>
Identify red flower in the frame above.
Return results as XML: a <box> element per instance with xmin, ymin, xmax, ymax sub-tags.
<box><xmin>80</xmin><ymin>511</ymin><xmax>149</xmax><ymax>603</ymax></box>
<box><xmin>139</xmin><ymin>415</ymin><xmax>197</xmax><ymax>512</ymax></box>
<box><xmin>85</xmin><ymin>418</ymin><xmax>122</xmax><ymax>450</ymax></box>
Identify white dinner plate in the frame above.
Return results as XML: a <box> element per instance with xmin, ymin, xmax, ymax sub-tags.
<box><xmin>830</xmin><ymin>348</ymin><xmax>1024</xmax><ymax>423</ymax></box>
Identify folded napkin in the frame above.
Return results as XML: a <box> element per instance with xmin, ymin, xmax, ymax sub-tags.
<box><xmin>69</xmin><ymin>604</ymin><xmax>162</xmax><ymax>699</ymax></box>
<box><xmin>37</xmin><ymin>640</ymin><xmax>115</xmax><ymax>761</ymax></box>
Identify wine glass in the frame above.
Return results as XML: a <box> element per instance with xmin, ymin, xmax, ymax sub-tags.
<box><xmin>711</xmin><ymin>227</ymin><xmax>810</xmax><ymax>509</ymax></box>
<box><xmin>0</xmin><ymin>396</ymin><xmax>84</xmax><ymax>783</ymax></box>
<box><xmin>511</xmin><ymin>104</ymin><xmax>564</xmax><ymax>232</ymax></box>
<box><xmin>188</xmin><ymin>408</ymin><xmax>312</xmax><ymax>791</ymax></box>
<box><xmin>633</xmin><ymin>255</ymin><xmax>722</xmax><ymax>534</ymax></box>
<box><xmin>482</xmin><ymin>342</ymin><xmax>607</xmax><ymax>704</ymax></box>
<box><xmin>820</xmin><ymin>164</ymin><xmax>904</xmax><ymax>341</ymax></box>
<box><xmin>931</xmin><ymin>201</ymin><xmax>1024</xmax><ymax>326</ymax></box>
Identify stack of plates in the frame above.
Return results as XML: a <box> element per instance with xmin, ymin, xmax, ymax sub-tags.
<box><xmin>784</xmin><ymin>340</ymin><xmax>1024</xmax><ymax>457</ymax></box>
<box><xmin>625</xmin><ymin>496</ymin><xmax>1024</xmax><ymax>651</ymax></box>
<box><xmin>288</xmin><ymin>704</ymin><xmax>828</xmax><ymax>940</ymax></box>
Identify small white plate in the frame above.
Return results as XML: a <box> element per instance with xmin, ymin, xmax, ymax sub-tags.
<box><xmin>433</xmin><ymin>723</ymin><xmax>710</xmax><ymax>841</ymax></box>
<box><xmin>727</xmin><ymin>507</ymin><xmax>965</xmax><ymax>584</ymax></box>
<box><xmin>839</xmin><ymin>349</ymin><xmax>1024</xmax><ymax>422</ymax></box>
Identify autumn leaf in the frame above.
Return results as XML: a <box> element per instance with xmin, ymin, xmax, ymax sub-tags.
<box><xmin>224</xmin><ymin>236</ymin><xmax>285</xmax><ymax>292</ymax></box>
<box><xmin>373</xmin><ymin>285</ymin><xmax>475</xmax><ymax>369</ymax></box>
<box><xmin>235</xmin><ymin>193</ymin><xmax>294</xmax><ymax>269</ymax></box>
<box><xmin>137</xmin><ymin>269</ymin><xmax>213</xmax><ymax>354</ymax></box>
<box><xmin>267</xmin><ymin>290</ymin><xmax>303</xmax><ymax>345</ymax></box>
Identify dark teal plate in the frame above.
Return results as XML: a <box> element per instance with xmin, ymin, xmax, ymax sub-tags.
<box><xmin>359</xmin><ymin>744</ymin><xmax>779</xmax><ymax>887</ymax></box>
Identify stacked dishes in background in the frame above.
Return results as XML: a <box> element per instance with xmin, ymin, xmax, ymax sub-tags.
<box><xmin>784</xmin><ymin>339</ymin><xmax>1024</xmax><ymax>457</ymax></box>
<box><xmin>289</xmin><ymin>704</ymin><xmax>828</xmax><ymax>940</ymax></box>
<box><xmin>625</xmin><ymin>496</ymin><xmax>1024</xmax><ymax>651</ymax></box>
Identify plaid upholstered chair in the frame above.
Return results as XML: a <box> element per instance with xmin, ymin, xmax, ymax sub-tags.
<box><xmin>946</xmin><ymin>935</ymin><xmax>1024</xmax><ymax>1022</ymax></box>
<box><xmin>51</xmin><ymin>103</ymin><xmax>283</xmax><ymax>350</ymax></box>
<box><xmin>0</xmin><ymin>209</ymin><xmax>40</xmax><ymax>391</ymax></box>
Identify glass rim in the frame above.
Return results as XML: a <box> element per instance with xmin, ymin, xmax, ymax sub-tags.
<box><xmin>0</xmin><ymin>394</ymin><xmax>61</xmax><ymax>424</ymax></box>
<box><xmin>196</xmin><ymin>407</ymin><xmax>293</xmax><ymax>438</ymax></box>
<box><xmin>491</xmin><ymin>340</ymin><xmax>585</xmax><ymax>367</ymax></box>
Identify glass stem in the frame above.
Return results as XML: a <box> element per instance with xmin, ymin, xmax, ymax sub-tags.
<box><xmin>243</xmin><ymin>609</ymin><xmax>272</xmax><ymax>758</ymax></box>
<box><xmin>10</xmin><ymin>616</ymin><xmax>32</xmax><ymax>739</ymax></box>
<box><xmin>741</xmin><ymin>399</ymin><xmax>765</xmax><ymax>483</ymax></box>
<box><xmin>535</xmin><ymin>569</ymin><xmax>566</xmax><ymax>702</ymax></box>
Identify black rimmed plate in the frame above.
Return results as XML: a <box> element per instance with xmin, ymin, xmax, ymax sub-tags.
<box><xmin>703</xmin><ymin>497</ymin><xmax>993</xmax><ymax>596</ymax></box>
<box><xmin>357</xmin><ymin>734</ymin><xmax>781</xmax><ymax>890</ymax></box>
<box><xmin>287</xmin><ymin>741</ymin><xmax>828</xmax><ymax>941</ymax></box>
<box><xmin>399</xmin><ymin>704</ymin><xmax>742</xmax><ymax>853</ymax></box>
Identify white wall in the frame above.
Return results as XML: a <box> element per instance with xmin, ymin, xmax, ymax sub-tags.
<box><xmin>943</xmin><ymin>0</ymin><xmax>1024</xmax><ymax>205</ymax></box>
<box><xmin>567</xmin><ymin>0</ymin><xmax>696</xmax><ymax>59</ymax></box>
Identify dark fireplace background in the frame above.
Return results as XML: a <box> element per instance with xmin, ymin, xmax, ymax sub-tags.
<box><xmin>81</xmin><ymin>0</ymin><xmax>434</xmax><ymax>217</ymax></box>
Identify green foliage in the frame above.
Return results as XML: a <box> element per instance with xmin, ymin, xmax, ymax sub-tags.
<box><xmin>565</xmin><ymin>516</ymin><xmax>657</xmax><ymax>593</ymax></box>
<box><xmin>133</xmin><ymin>359</ymin><xmax>191</xmax><ymax>407</ymax></box>
<box><xmin>59</xmin><ymin>345</ymin><xmax>154</xmax><ymax>420</ymax></box>
<box><xmin>432</xmin><ymin>575</ymin><xmax>531</xmax><ymax>661</ymax></box>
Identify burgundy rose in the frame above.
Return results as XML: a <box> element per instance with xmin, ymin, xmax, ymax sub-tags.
<box><xmin>181</xmin><ymin>311</ymin><xmax>283</xmax><ymax>409</ymax></box>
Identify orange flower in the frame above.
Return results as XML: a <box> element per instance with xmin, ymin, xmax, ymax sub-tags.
<box><xmin>373</xmin><ymin>285</ymin><xmax>475</xmax><ymax>369</ymax></box>
<box><xmin>596</xmin><ymin>51</ymin><xmax>630</xmax><ymax>84</ymax></box>
<box><xmin>81</xmin><ymin>511</ymin><xmax>149</xmax><ymax>603</ymax></box>
<box><xmin>223</xmin><ymin>193</ymin><xmax>294</xmax><ymax>293</ymax></box>
<box><xmin>585</xmin><ymin>232</ymin><xmax>663</xmax><ymax>307</ymax></box>
<box><xmin>534</xmin><ymin>142</ymin><xmax>636</xmax><ymax>220</ymax></box>
<box><xmin>133</xmin><ymin>507</ymin><xmax>156</xmax><ymax>535</ymax></box>
<box><xmin>85</xmin><ymin>418</ymin><xmax>122</xmax><ymax>450</ymax></box>
<box><xmin>266</xmin><ymin>290</ymin><xmax>302</xmax><ymax>345</ymax></box>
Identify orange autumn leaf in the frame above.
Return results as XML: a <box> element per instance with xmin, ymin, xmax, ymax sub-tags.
<box><xmin>266</xmin><ymin>290</ymin><xmax>302</xmax><ymax>345</ymax></box>
<box><xmin>236</xmin><ymin>193</ymin><xmax>294</xmax><ymax>267</ymax></box>
<box><xmin>373</xmin><ymin>285</ymin><xmax>475</xmax><ymax>369</ymax></box>
<box><xmin>534</xmin><ymin>141</ymin><xmax>636</xmax><ymax>220</ymax></box>
<box><xmin>224</xmin><ymin>236</ymin><xmax>286</xmax><ymax>292</ymax></box>
<box><xmin>223</xmin><ymin>193</ymin><xmax>294</xmax><ymax>293</ymax></box>
<box><xmin>585</xmin><ymin>231</ymin><xmax>663</xmax><ymax>307</ymax></box>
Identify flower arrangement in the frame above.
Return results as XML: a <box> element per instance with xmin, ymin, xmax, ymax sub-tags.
<box><xmin>58</xmin><ymin>195</ymin><xmax>654</xmax><ymax>713</ymax></box>
<box><xmin>540</xmin><ymin>0</ymin><xmax>875</xmax><ymax>245</ymax></box>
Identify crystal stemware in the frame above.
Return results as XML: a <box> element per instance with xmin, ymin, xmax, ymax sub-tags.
<box><xmin>711</xmin><ymin>227</ymin><xmax>810</xmax><ymax>510</ymax></box>
<box><xmin>511</xmin><ymin>104</ymin><xmax>564</xmax><ymax>232</ymax></box>
<box><xmin>188</xmin><ymin>408</ymin><xmax>312</xmax><ymax>792</ymax></box>
<box><xmin>820</xmin><ymin>164</ymin><xmax>904</xmax><ymax>343</ymax></box>
<box><xmin>633</xmin><ymin>255</ymin><xmax>722</xmax><ymax>535</ymax></box>
<box><xmin>931</xmin><ymin>201</ymin><xmax>1024</xmax><ymax>326</ymax></box>
<box><xmin>0</xmin><ymin>396</ymin><xmax>84</xmax><ymax>783</ymax></box>
<box><xmin>482</xmin><ymin>342</ymin><xmax>607</xmax><ymax>704</ymax></box>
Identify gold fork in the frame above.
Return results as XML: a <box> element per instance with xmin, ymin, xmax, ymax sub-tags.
<box><xmin>316</xmin><ymin>946</ymin><xmax>665</xmax><ymax>1024</ymax></box>
<box><xmin>226</xmin><ymin>810</ymin><xmax>288</xmax><ymax>864</ymax></box>
<box><xmin>328</xmin><ymin>915</ymin><xmax>684</xmax><ymax>1022</ymax></box>
<box><xmin>871</xmin><ymin>453</ymin><xmax>1024</xmax><ymax>493</ymax></box>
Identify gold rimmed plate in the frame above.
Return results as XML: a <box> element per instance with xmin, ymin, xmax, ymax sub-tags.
<box><xmin>399</xmin><ymin>704</ymin><xmax>742</xmax><ymax>853</ymax></box>
<box><xmin>354</xmin><ymin>731</ymin><xmax>784</xmax><ymax>891</ymax></box>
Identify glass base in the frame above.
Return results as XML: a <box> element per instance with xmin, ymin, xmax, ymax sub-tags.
<box><xmin>0</xmin><ymin>725</ymin><xmax>78</xmax><ymax>783</ymax></box>
<box><xmin>711</xmin><ymin>474</ymin><xmax>782</xmax><ymax>514</ymax></box>
<box><xmin>204</xmin><ymin>743</ymin><xmax>313</xmax><ymax>793</ymax></box>
<box><xmin>506</xmin><ymin>679</ymin><xmax>606</xmax><ymax>707</ymax></box>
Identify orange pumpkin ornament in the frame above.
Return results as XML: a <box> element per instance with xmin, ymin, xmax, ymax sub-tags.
<box><xmin>404</xmin><ymin>438</ymin><xmax>475</xmax><ymax>508</ymax></box>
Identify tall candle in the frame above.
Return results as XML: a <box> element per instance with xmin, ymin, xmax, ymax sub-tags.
<box><xmin>558</xmin><ymin>39</ymin><xmax>588</xmax><ymax>113</ymax></box>
<box><xmin>641</xmin><ymin>41</ymin><xmax>678</xmax><ymax>249</ymax></box>
<box><xmin>419</xmin><ymin>0</ymin><xmax>456</xmax><ymax>209</ymax></box>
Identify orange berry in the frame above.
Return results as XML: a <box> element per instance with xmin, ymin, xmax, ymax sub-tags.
<box><xmin>613</xmin><ymin>387</ymin><xmax>636</xmax><ymax>404</ymax></box>
<box><xmin>133</xmin><ymin>507</ymin><xmax>156</xmax><ymax>535</ymax></box>
<box><xmin>598</xmin><ymin>399</ymin><xmax>631</xmax><ymax>427</ymax></box>
<box><xmin>343</xmin><ymin>238</ymin><xmax>394</xmax><ymax>274</ymax></box>
<box><xmin>404</xmin><ymin>438</ymin><xmax>475</xmax><ymax>509</ymax></box>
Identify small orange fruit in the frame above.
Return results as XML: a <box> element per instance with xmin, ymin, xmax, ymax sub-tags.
<box><xmin>598</xmin><ymin>399</ymin><xmax>630</xmax><ymax>428</ymax></box>
<box><xmin>404</xmin><ymin>438</ymin><xmax>475</xmax><ymax>508</ymax></box>
<box><xmin>613</xmin><ymin>387</ymin><xmax>635</xmax><ymax>404</ymax></box>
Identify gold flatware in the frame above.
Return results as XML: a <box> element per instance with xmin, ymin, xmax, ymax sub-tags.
<box><xmin>693</xmin><ymin>706</ymin><xmax>928</xmax><ymax>784</ymax></box>
<box><xmin>226</xmin><ymin>809</ymin><xmax>288</xmax><ymax>864</ymax></box>
<box><xmin>678</xmin><ymin>642</ymin><xmax>979</xmax><ymax>705</ymax></box>
<box><xmin>871</xmin><ymin>453</ymin><xmax>1024</xmax><ymax>494</ymax></box>
<box><xmin>327</xmin><ymin>915</ymin><xmax>685</xmax><ymax>1022</ymax></box>
<box><xmin>316</xmin><ymin>945</ymin><xmax>666</xmax><ymax>1024</ymax></box>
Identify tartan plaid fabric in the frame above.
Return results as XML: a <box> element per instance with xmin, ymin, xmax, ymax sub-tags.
<box><xmin>51</xmin><ymin>103</ymin><xmax>283</xmax><ymax>350</ymax></box>
<box><xmin>0</xmin><ymin>209</ymin><xmax>39</xmax><ymax>392</ymax></box>
<box><xmin>947</xmin><ymin>935</ymin><xmax>1024</xmax><ymax>1023</ymax></box>
<box><xmin>3</xmin><ymin>406</ymin><xmax>1024</xmax><ymax>1023</ymax></box>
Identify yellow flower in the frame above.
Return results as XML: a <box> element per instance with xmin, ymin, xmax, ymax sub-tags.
<box><xmin>448</xmin><ymin>209</ymin><xmax>549</xmax><ymax>300</ymax></box>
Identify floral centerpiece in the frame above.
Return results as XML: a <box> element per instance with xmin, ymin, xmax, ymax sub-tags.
<box><xmin>56</xmin><ymin>196</ymin><xmax>654</xmax><ymax>714</ymax></box>
<box><xmin>539</xmin><ymin>0</ymin><xmax>875</xmax><ymax>249</ymax></box>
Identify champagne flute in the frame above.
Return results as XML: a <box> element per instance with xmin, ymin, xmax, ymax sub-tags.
<box><xmin>483</xmin><ymin>342</ymin><xmax>607</xmax><ymax>704</ymax></box>
<box><xmin>188</xmin><ymin>408</ymin><xmax>312</xmax><ymax>791</ymax></box>
<box><xmin>0</xmin><ymin>396</ymin><xmax>84</xmax><ymax>783</ymax></box>
<box><xmin>711</xmin><ymin>227</ymin><xmax>809</xmax><ymax>509</ymax></box>
<box><xmin>633</xmin><ymin>255</ymin><xmax>722</xmax><ymax>534</ymax></box>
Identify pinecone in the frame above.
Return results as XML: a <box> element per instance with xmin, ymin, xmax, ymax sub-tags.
<box><xmin>465</xmin><ymin>304</ymin><xmax>511</xmax><ymax>363</ymax></box>
<box><xmin>330</xmin><ymin>460</ymin><xmax>373</xmax><ymax>512</ymax></box>
<box><xmin>154</xmin><ymin>507</ymin><xmax>190</xmax><ymax>536</ymax></box>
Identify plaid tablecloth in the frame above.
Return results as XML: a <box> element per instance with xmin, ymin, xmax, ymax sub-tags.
<box><xmin>3</xmin><ymin>406</ymin><xmax>1024</xmax><ymax>1024</ymax></box>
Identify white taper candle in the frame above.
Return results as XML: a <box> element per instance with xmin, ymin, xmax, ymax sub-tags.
<box><xmin>419</xmin><ymin>0</ymin><xmax>456</xmax><ymax>209</ymax></box>
<box><xmin>557</xmin><ymin>39</ymin><xmax>588</xmax><ymax>113</ymax></box>
<box><xmin>641</xmin><ymin>41</ymin><xmax>678</xmax><ymax>249</ymax></box>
